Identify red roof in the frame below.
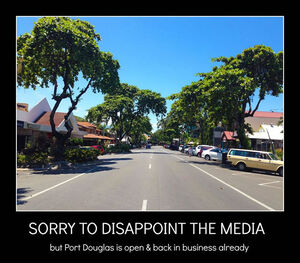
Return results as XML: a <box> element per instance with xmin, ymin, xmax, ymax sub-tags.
<box><xmin>77</xmin><ymin>122</ymin><xmax>97</xmax><ymax>129</ymax></box>
<box><xmin>249</xmin><ymin>111</ymin><xmax>283</xmax><ymax>118</ymax></box>
<box><xmin>35</xmin><ymin>112</ymin><xmax>66</xmax><ymax>127</ymax></box>
<box><xmin>223</xmin><ymin>131</ymin><xmax>236</xmax><ymax>141</ymax></box>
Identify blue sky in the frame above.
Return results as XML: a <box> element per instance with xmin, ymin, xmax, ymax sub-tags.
<box><xmin>16</xmin><ymin>16</ymin><xmax>284</xmax><ymax>131</ymax></box>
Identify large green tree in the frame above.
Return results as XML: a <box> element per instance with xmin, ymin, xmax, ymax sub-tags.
<box><xmin>17</xmin><ymin>17</ymin><xmax>120</xmax><ymax>159</ymax></box>
<box><xmin>167</xmin><ymin>81</ymin><xmax>212</xmax><ymax>144</ymax></box>
<box><xmin>86</xmin><ymin>83</ymin><xmax>166</xmax><ymax>143</ymax></box>
<box><xmin>129</xmin><ymin>116</ymin><xmax>152</xmax><ymax>146</ymax></box>
<box><xmin>169</xmin><ymin>45</ymin><xmax>283</xmax><ymax>148</ymax></box>
<box><xmin>203</xmin><ymin>45</ymin><xmax>283</xmax><ymax>147</ymax></box>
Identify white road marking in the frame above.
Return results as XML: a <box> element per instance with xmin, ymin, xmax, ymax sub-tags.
<box><xmin>259</xmin><ymin>181</ymin><xmax>281</xmax><ymax>186</ymax></box>
<box><xmin>259</xmin><ymin>181</ymin><xmax>282</xmax><ymax>189</ymax></box>
<box><xmin>18</xmin><ymin>167</ymin><xmax>97</xmax><ymax>201</ymax></box>
<box><xmin>149</xmin><ymin>164</ymin><xmax>152</xmax><ymax>169</ymax></box>
<box><xmin>172</xmin><ymin>155</ymin><xmax>275</xmax><ymax>211</ymax></box>
<box><xmin>141</xmin><ymin>200</ymin><xmax>147</xmax><ymax>211</ymax></box>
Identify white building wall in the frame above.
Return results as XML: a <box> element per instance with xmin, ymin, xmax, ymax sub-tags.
<box><xmin>27</xmin><ymin>97</ymin><xmax>51</xmax><ymax>122</ymax></box>
<box><xmin>17</xmin><ymin>109</ymin><xmax>30</xmax><ymax>122</ymax></box>
<box><xmin>17</xmin><ymin>97</ymin><xmax>51</xmax><ymax>122</ymax></box>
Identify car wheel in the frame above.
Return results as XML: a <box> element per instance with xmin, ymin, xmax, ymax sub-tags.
<box><xmin>205</xmin><ymin>155</ymin><xmax>210</xmax><ymax>161</ymax></box>
<box><xmin>237</xmin><ymin>162</ymin><xmax>246</xmax><ymax>171</ymax></box>
<box><xmin>278</xmin><ymin>167</ymin><xmax>283</xmax><ymax>176</ymax></box>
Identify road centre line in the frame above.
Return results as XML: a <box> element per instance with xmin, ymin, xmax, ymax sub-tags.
<box><xmin>172</xmin><ymin>155</ymin><xmax>275</xmax><ymax>211</ymax></box>
<box><xmin>19</xmin><ymin>167</ymin><xmax>97</xmax><ymax>201</ymax></box>
<box><xmin>141</xmin><ymin>200</ymin><xmax>147</xmax><ymax>211</ymax></box>
<box><xmin>149</xmin><ymin>164</ymin><xmax>152</xmax><ymax>169</ymax></box>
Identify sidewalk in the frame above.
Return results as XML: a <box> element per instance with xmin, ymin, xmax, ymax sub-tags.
<box><xmin>17</xmin><ymin>158</ymin><xmax>103</xmax><ymax>175</ymax></box>
<box><xmin>17</xmin><ymin>152</ymin><xmax>132</xmax><ymax>176</ymax></box>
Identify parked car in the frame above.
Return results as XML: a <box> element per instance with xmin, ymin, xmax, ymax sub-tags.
<box><xmin>192</xmin><ymin>147</ymin><xmax>198</xmax><ymax>156</ymax></box>
<box><xmin>90</xmin><ymin>145</ymin><xmax>105</xmax><ymax>155</ymax></box>
<box><xmin>169</xmin><ymin>144</ymin><xmax>179</xmax><ymax>150</ymax></box>
<box><xmin>197</xmin><ymin>145</ymin><xmax>215</xmax><ymax>157</ymax></box>
<box><xmin>180</xmin><ymin>145</ymin><xmax>188</xmax><ymax>153</ymax></box>
<box><xmin>194</xmin><ymin>145</ymin><xmax>209</xmax><ymax>155</ymax></box>
<box><xmin>184</xmin><ymin>145</ymin><xmax>193</xmax><ymax>154</ymax></box>
<box><xmin>227</xmin><ymin>148</ymin><xmax>283</xmax><ymax>176</ymax></box>
<box><xmin>202</xmin><ymin>148</ymin><xmax>223</xmax><ymax>161</ymax></box>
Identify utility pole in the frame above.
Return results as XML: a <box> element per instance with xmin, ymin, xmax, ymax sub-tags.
<box><xmin>265</xmin><ymin>127</ymin><xmax>275</xmax><ymax>154</ymax></box>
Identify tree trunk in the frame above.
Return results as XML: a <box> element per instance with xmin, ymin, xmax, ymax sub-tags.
<box><xmin>52</xmin><ymin>134</ymin><xmax>67</xmax><ymax>161</ymax></box>
<box><xmin>236</xmin><ymin>111</ymin><xmax>250</xmax><ymax>149</ymax></box>
<box><xmin>49</xmin><ymin>97</ymin><xmax>73</xmax><ymax>161</ymax></box>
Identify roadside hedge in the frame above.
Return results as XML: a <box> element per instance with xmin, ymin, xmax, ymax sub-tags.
<box><xmin>104</xmin><ymin>143</ymin><xmax>131</xmax><ymax>154</ymax></box>
<box><xmin>64</xmin><ymin>147</ymin><xmax>99</xmax><ymax>163</ymax></box>
<box><xmin>17</xmin><ymin>152</ymin><xmax>49</xmax><ymax>167</ymax></box>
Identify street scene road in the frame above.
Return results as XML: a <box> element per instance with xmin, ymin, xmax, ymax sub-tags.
<box><xmin>17</xmin><ymin>146</ymin><xmax>283</xmax><ymax>211</ymax></box>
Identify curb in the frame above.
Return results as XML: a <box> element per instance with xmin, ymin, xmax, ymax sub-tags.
<box><xmin>17</xmin><ymin>159</ymin><xmax>103</xmax><ymax>174</ymax></box>
<box><xmin>16</xmin><ymin>152</ymin><xmax>132</xmax><ymax>174</ymax></box>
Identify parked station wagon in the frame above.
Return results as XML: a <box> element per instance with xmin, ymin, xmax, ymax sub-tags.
<box><xmin>227</xmin><ymin>148</ymin><xmax>283</xmax><ymax>176</ymax></box>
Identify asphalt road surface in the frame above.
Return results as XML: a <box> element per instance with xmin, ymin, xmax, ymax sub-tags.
<box><xmin>17</xmin><ymin>146</ymin><xmax>283</xmax><ymax>211</ymax></box>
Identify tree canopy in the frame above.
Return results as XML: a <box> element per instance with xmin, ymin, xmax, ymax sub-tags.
<box><xmin>167</xmin><ymin>45</ymin><xmax>283</xmax><ymax>148</ymax></box>
<box><xmin>86</xmin><ymin>83</ymin><xmax>166</xmax><ymax>142</ymax></box>
<box><xmin>17</xmin><ymin>17</ymin><xmax>120</xmax><ymax>159</ymax></box>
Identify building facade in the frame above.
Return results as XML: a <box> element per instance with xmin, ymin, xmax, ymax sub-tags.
<box><xmin>77</xmin><ymin>122</ymin><xmax>115</xmax><ymax>145</ymax></box>
<box><xmin>17</xmin><ymin>98</ymin><xmax>85</xmax><ymax>152</ymax></box>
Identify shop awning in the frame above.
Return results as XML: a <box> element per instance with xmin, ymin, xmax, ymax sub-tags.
<box><xmin>83</xmin><ymin>134</ymin><xmax>114</xmax><ymax>140</ymax></box>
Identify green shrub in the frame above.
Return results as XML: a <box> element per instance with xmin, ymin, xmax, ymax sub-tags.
<box><xmin>67</xmin><ymin>137</ymin><xmax>84</xmax><ymax>146</ymax></box>
<box><xmin>17</xmin><ymin>154</ymin><xmax>27</xmax><ymax>166</ymax></box>
<box><xmin>118</xmin><ymin>143</ymin><xmax>131</xmax><ymax>152</ymax></box>
<box><xmin>275</xmin><ymin>148</ymin><xmax>283</xmax><ymax>160</ymax></box>
<box><xmin>30</xmin><ymin>152</ymin><xmax>49</xmax><ymax>165</ymax></box>
<box><xmin>104</xmin><ymin>143</ymin><xmax>131</xmax><ymax>154</ymax></box>
<box><xmin>17</xmin><ymin>152</ymin><xmax>49</xmax><ymax>167</ymax></box>
<box><xmin>64</xmin><ymin>147</ymin><xmax>99</xmax><ymax>163</ymax></box>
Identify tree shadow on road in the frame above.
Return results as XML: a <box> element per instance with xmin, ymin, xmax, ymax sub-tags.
<box><xmin>130</xmin><ymin>151</ymin><xmax>168</xmax><ymax>155</ymax></box>
<box><xmin>25</xmin><ymin>158</ymin><xmax>132</xmax><ymax>176</ymax></box>
<box><xmin>17</xmin><ymin>187</ymin><xmax>33</xmax><ymax>205</ymax></box>
<box><xmin>100</xmin><ymin>157</ymin><xmax>133</xmax><ymax>162</ymax></box>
